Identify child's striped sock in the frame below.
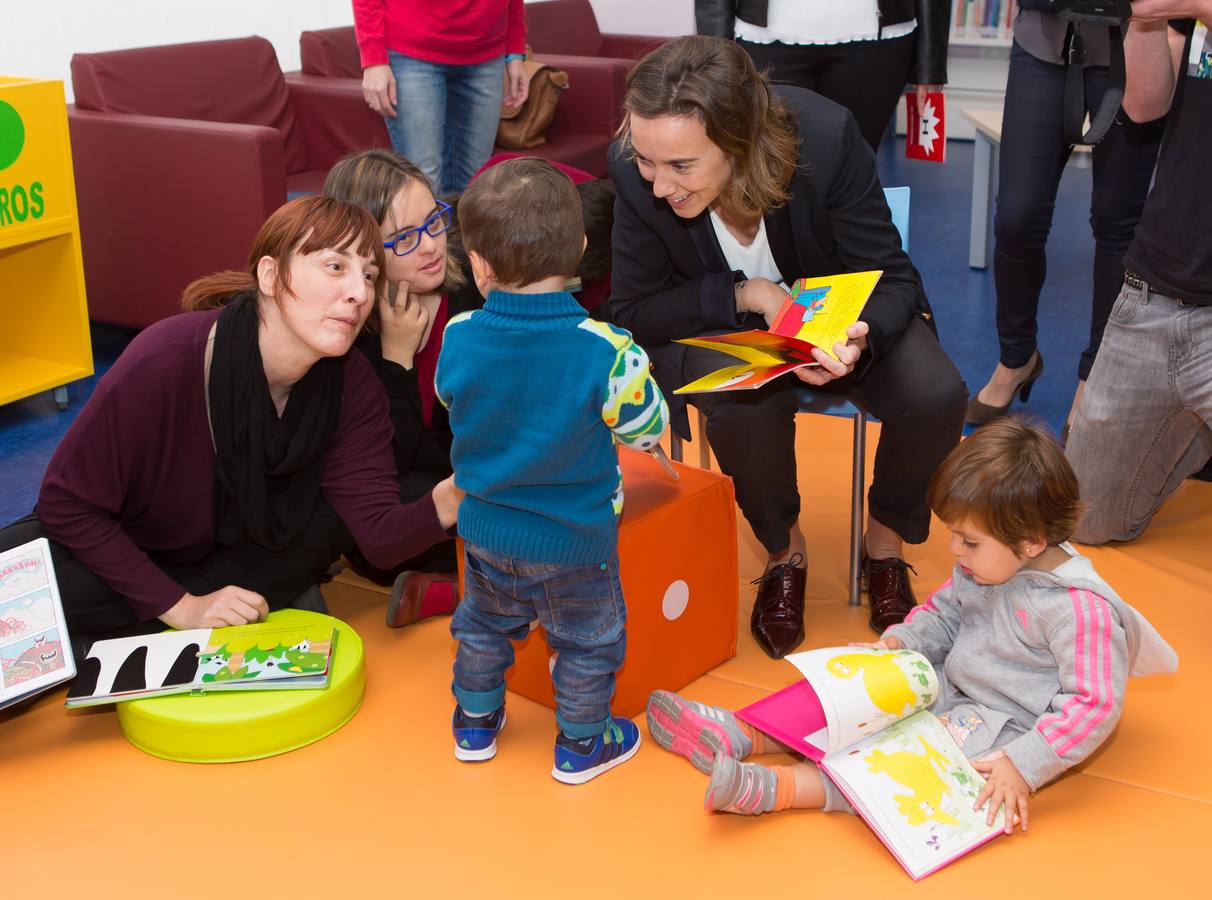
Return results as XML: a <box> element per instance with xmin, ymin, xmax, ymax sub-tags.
<box><xmin>705</xmin><ymin>756</ymin><xmax>796</xmax><ymax>815</ymax></box>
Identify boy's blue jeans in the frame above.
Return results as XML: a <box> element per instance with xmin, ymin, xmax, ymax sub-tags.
<box><xmin>451</xmin><ymin>543</ymin><xmax>627</xmax><ymax>740</ymax></box>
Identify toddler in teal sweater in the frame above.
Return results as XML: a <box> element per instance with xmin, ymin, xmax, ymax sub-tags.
<box><xmin>435</xmin><ymin>157</ymin><xmax>668</xmax><ymax>784</ymax></box>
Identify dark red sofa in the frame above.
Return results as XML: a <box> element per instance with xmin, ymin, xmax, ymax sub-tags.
<box><xmin>69</xmin><ymin>35</ymin><xmax>388</xmax><ymax>329</ymax></box>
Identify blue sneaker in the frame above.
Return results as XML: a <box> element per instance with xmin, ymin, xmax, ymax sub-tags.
<box><xmin>452</xmin><ymin>705</ymin><xmax>506</xmax><ymax>762</ymax></box>
<box><xmin>552</xmin><ymin>716</ymin><xmax>641</xmax><ymax>784</ymax></box>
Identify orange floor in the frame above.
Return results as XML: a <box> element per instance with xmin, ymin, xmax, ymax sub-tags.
<box><xmin>4</xmin><ymin>415</ymin><xmax>1208</xmax><ymax>897</ymax></box>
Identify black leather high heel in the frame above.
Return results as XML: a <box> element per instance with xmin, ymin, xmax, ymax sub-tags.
<box><xmin>964</xmin><ymin>352</ymin><xmax>1044</xmax><ymax>426</ymax></box>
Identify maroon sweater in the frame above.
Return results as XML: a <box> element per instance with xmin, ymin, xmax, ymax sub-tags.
<box><xmin>38</xmin><ymin>309</ymin><xmax>449</xmax><ymax>620</ymax></box>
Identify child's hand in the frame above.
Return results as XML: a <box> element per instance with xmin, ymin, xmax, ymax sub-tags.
<box><xmin>848</xmin><ymin>636</ymin><xmax>904</xmax><ymax>650</ymax></box>
<box><xmin>972</xmin><ymin>751</ymin><xmax>1030</xmax><ymax>834</ymax></box>
<box><xmin>379</xmin><ymin>289</ymin><xmax>429</xmax><ymax>369</ymax></box>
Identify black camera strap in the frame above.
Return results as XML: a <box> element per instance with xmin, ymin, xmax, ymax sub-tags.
<box><xmin>1062</xmin><ymin>20</ymin><xmax>1127</xmax><ymax>146</ymax></box>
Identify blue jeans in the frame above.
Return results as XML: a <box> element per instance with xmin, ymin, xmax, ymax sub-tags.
<box><xmin>451</xmin><ymin>543</ymin><xmax>627</xmax><ymax>740</ymax></box>
<box><xmin>385</xmin><ymin>51</ymin><xmax>503</xmax><ymax>196</ymax></box>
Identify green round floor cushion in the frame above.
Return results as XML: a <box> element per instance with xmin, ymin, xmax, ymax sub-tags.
<box><xmin>117</xmin><ymin>609</ymin><xmax>365</xmax><ymax>763</ymax></box>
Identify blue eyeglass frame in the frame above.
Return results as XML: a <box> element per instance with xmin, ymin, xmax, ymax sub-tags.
<box><xmin>383</xmin><ymin>200</ymin><xmax>453</xmax><ymax>256</ymax></box>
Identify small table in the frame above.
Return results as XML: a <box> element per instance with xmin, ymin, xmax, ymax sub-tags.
<box><xmin>963</xmin><ymin>107</ymin><xmax>1092</xmax><ymax>269</ymax></box>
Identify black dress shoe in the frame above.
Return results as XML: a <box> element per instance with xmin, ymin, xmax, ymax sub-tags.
<box><xmin>750</xmin><ymin>553</ymin><xmax>807</xmax><ymax>659</ymax></box>
<box><xmin>864</xmin><ymin>553</ymin><xmax>918</xmax><ymax>634</ymax></box>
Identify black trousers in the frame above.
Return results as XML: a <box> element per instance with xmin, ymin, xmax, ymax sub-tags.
<box><xmin>739</xmin><ymin>34</ymin><xmax>916</xmax><ymax>152</ymax></box>
<box><xmin>994</xmin><ymin>40</ymin><xmax>1164</xmax><ymax>378</ymax></box>
<box><xmin>685</xmin><ymin>317</ymin><xmax>966</xmax><ymax>554</ymax></box>
<box><xmin>0</xmin><ymin>503</ymin><xmax>352</xmax><ymax>659</ymax></box>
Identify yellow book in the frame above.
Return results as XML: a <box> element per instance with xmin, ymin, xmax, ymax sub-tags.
<box><xmin>674</xmin><ymin>271</ymin><xmax>881</xmax><ymax>394</ymax></box>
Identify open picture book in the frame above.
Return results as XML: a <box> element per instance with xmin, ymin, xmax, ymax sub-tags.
<box><xmin>737</xmin><ymin>647</ymin><xmax>1003</xmax><ymax>880</ymax></box>
<box><xmin>0</xmin><ymin>538</ymin><xmax>76</xmax><ymax>711</ymax></box>
<box><xmin>66</xmin><ymin>620</ymin><xmax>336</xmax><ymax>708</ymax></box>
<box><xmin>674</xmin><ymin>270</ymin><xmax>881</xmax><ymax>394</ymax></box>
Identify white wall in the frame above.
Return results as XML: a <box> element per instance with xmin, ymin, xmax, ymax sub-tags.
<box><xmin>5</xmin><ymin>0</ymin><xmax>354</xmax><ymax>102</ymax></box>
<box><xmin>586</xmin><ymin>0</ymin><xmax>693</xmax><ymax>36</ymax></box>
<box><xmin>4</xmin><ymin>0</ymin><xmax>695</xmax><ymax>103</ymax></box>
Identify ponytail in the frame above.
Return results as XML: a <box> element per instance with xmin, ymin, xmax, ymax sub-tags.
<box><xmin>180</xmin><ymin>271</ymin><xmax>258</xmax><ymax>311</ymax></box>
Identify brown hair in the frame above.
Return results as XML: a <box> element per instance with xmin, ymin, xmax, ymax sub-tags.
<box><xmin>617</xmin><ymin>35</ymin><xmax>799</xmax><ymax>219</ymax></box>
<box><xmin>457</xmin><ymin>157</ymin><xmax>584</xmax><ymax>287</ymax></box>
<box><xmin>181</xmin><ymin>195</ymin><xmax>385</xmax><ymax>311</ymax></box>
<box><xmin>323</xmin><ymin>148</ymin><xmax>466</xmax><ymax>294</ymax></box>
<box><xmin>575</xmin><ymin>179</ymin><xmax>615</xmax><ymax>282</ymax></box>
<box><xmin>928</xmin><ymin>417</ymin><xmax>1085</xmax><ymax>549</ymax></box>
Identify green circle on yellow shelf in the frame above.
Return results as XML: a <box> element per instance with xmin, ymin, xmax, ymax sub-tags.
<box><xmin>0</xmin><ymin>101</ymin><xmax>25</xmax><ymax>170</ymax></box>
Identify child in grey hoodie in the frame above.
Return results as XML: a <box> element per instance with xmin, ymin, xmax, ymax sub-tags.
<box><xmin>645</xmin><ymin>418</ymin><xmax>1178</xmax><ymax>833</ymax></box>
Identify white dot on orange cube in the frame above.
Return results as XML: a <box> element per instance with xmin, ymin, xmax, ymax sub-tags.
<box><xmin>662</xmin><ymin>580</ymin><xmax>690</xmax><ymax>620</ymax></box>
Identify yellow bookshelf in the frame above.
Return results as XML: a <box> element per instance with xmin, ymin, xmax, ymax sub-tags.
<box><xmin>0</xmin><ymin>76</ymin><xmax>92</xmax><ymax>409</ymax></box>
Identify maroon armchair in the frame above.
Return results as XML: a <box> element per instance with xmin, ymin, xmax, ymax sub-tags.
<box><xmin>523</xmin><ymin>0</ymin><xmax>667</xmax><ymax>131</ymax></box>
<box><xmin>69</xmin><ymin>36</ymin><xmax>388</xmax><ymax>329</ymax></box>
<box><xmin>523</xmin><ymin>0</ymin><xmax>667</xmax><ymax>62</ymax></box>
<box><xmin>299</xmin><ymin>25</ymin><xmax>625</xmax><ymax>177</ymax></box>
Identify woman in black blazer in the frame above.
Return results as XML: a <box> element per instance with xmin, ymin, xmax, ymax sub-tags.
<box><xmin>609</xmin><ymin>36</ymin><xmax>965</xmax><ymax>658</ymax></box>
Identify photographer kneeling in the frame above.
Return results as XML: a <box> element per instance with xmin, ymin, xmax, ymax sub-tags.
<box><xmin>1066</xmin><ymin>2</ymin><xmax>1212</xmax><ymax>542</ymax></box>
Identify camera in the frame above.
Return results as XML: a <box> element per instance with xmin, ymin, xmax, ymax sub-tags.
<box><xmin>1050</xmin><ymin>0</ymin><xmax>1134</xmax><ymax>145</ymax></box>
<box><xmin>1053</xmin><ymin>0</ymin><xmax>1133</xmax><ymax>25</ymax></box>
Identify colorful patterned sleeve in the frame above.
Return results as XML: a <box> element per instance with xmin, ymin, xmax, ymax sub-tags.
<box><xmin>578</xmin><ymin>320</ymin><xmax>668</xmax><ymax>450</ymax></box>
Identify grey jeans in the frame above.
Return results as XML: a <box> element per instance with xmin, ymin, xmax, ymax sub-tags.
<box><xmin>1066</xmin><ymin>280</ymin><xmax>1212</xmax><ymax>544</ymax></box>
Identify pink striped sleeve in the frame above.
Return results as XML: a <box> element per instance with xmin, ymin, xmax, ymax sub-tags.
<box><xmin>1037</xmin><ymin>588</ymin><xmax>1117</xmax><ymax>757</ymax></box>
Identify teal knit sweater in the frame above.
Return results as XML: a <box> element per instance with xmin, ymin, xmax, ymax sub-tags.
<box><xmin>435</xmin><ymin>290</ymin><xmax>668</xmax><ymax>565</ymax></box>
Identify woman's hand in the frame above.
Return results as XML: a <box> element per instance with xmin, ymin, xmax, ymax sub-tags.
<box><xmin>973</xmin><ymin>751</ymin><xmax>1031</xmax><ymax>834</ymax></box>
<box><xmin>735</xmin><ymin>277</ymin><xmax>790</xmax><ymax>327</ymax></box>
<box><xmin>363</xmin><ymin>64</ymin><xmax>397</xmax><ymax>118</ymax></box>
<box><xmin>794</xmin><ymin>321</ymin><xmax>869</xmax><ymax>386</ymax></box>
<box><xmin>849</xmin><ymin>635</ymin><xmax>904</xmax><ymax>650</ymax></box>
<box><xmin>432</xmin><ymin>474</ymin><xmax>464</xmax><ymax>530</ymax></box>
<box><xmin>504</xmin><ymin>58</ymin><xmax>529</xmax><ymax>108</ymax></box>
<box><xmin>160</xmin><ymin>586</ymin><xmax>268</xmax><ymax>630</ymax></box>
<box><xmin>912</xmin><ymin>84</ymin><xmax>943</xmax><ymax>112</ymax></box>
<box><xmin>379</xmin><ymin>290</ymin><xmax>429</xmax><ymax>370</ymax></box>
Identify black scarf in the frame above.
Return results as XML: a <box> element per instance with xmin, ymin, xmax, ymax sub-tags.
<box><xmin>209</xmin><ymin>293</ymin><xmax>343</xmax><ymax>551</ymax></box>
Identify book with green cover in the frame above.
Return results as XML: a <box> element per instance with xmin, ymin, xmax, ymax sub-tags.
<box><xmin>65</xmin><ymin>620</ymin><xmax>336</xmax><ymax>708</ymax></box>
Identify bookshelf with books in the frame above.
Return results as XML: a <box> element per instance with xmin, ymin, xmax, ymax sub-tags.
<box><xmin>938</xmin><ymin>0</ymin><xmax>1016</xmax><ymax>139</ymax></box>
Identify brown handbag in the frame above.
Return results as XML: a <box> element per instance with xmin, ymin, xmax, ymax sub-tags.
<box><xmin>496</xmin><ymin>56</ymin><xmax>570</xmax><ymax>150</ymax></box>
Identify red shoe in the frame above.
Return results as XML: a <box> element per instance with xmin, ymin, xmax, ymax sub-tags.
<box><xmin>386</xmin><ymin>571</ymin><xmax>459</xmax><ymax>628</ymax></box>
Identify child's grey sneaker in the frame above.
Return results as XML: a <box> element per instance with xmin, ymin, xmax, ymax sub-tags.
<box><xmin>646</xmin><ymin>689</ymin><xmax>753</xmax><ymax>774</ymax></box>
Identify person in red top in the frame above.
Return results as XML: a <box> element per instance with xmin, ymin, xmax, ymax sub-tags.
<box><xmin>353</xmin><ymin>0</ymin><xmax>530</xmax><ymax>195</ymax></box>
<box><xmin>0</xmin><ymin>196</ymin><xmax>463</xmax><ymax>658</ymax></box>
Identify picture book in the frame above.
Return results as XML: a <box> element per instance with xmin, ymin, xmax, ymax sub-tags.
<box><xmin>674</xmin><ymin>271</ymin><xmax>881</xmax><ymax>394</ymax></box>
<box><xmin>905</xmin><ymin>90</ymin><xmax>946</xmax><ymax>163</ymax></box>
<box><xmin>66</xmin><ymin>620</ymin><xmax>336</xmax><ymax>708</ymax></box>
<box><xmin>737</xmin><ymin>647</ymin><xmax>1003</xmax><ymax>880</ymax></box>
<box><xmin>0</xmin><ymin>538</ymin><xmax>76</xmax><ymax>711</ymax></box>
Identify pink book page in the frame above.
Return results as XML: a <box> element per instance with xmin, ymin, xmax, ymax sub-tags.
<box><xmin>735</xmin><ymin>680</ymin><xmax>828</xmax><ymax>763</ymax></box>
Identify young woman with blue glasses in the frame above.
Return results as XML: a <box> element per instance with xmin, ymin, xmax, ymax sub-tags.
<box><xmin>324</xmin><ymin>149</ymin><xmax>482</xmax><ymax>628</ymax></box>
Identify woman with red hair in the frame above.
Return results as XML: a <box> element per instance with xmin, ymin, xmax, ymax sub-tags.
<box><xmin>0</xmin><ymin>196</ymin><xmax>462</xmax><ymax>657</ymax></box>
